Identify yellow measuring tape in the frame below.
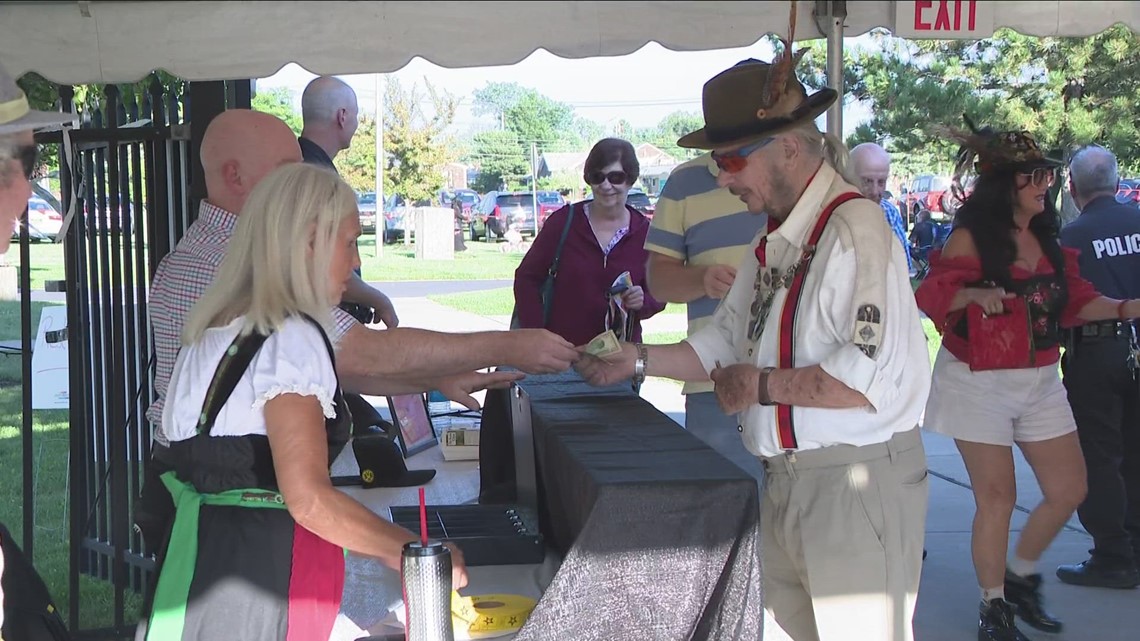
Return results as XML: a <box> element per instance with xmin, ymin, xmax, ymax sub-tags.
<box><xmin>452</xmin><ymin>592</ymin><xmax>537</xmax><ymax>639</ymax></box>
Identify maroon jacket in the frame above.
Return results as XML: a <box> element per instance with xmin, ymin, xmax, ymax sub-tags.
<box><xmin>514</xmin><ymin>202</ymin><xmax>665</xmax><ymax>346</ymax></box>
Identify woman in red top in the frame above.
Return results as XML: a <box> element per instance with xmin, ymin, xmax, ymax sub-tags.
<box><xmin>916</xmin><ymin>120</ymin><xmax>1140</xmax><ymax>641</ymax></box>
<box><xmin>514</xmin><ymin>138</ymin><xmax>665</xmax><ymax>347</ymax></box>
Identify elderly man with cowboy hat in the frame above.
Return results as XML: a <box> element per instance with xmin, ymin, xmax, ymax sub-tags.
<box><xmin>577</xmin><ymin>57</ymin><xmax>932</xmax><ymax>641</ymax></box>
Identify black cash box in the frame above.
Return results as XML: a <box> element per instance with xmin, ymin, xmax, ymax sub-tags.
<box><xmin>388</xmin><ymin>504</ymin><xmax>544</xmax><ymax>566</ymax></box>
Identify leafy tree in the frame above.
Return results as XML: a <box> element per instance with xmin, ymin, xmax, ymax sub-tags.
<box><xmin>382</xmin><ymin>77</ymin><xmax>459</xmax><ymax>205</ymax></box>
<box><xmin>571</xmin><ymin>117</ymin><xmax>605</xmax><ymax>148</ymax></box>
<box><xmin>335</xmin><ymin>114</ymin><xmax>377</xmax><ymax>193</ymax></box>
<box><xmin>468</xmin><ymin>130</ymin><xmax>529</xmax><ymax>193</ymax></box>
<box><xmin>504</xmin><ymin>92</ymin><xmax>575</xmax><ymax>147</ymax></box>
<box><xmin>472</xmin><ymin>81</ymin><xmax>528</xmax><ymax>126</ymax></box>
<box><xmin>251</xmin><ymin>86</ymin><xmax>301</xmax><ymax>134</ymax></box>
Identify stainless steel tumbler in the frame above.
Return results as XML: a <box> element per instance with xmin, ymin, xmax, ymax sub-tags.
<box><xmin>401</xmin><ymin>540</ymin><xmax>454</xmax><ymax>641</ymax></box>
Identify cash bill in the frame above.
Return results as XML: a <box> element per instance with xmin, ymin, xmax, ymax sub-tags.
<box><xmin>585</xmin><ymin>329</ymin><xmax>623</xmax><ymax>361</ymax></box>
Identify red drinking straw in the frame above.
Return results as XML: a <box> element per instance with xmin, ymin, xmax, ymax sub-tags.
<box><xmin>418</xmin><ymin>487</ymin><xmax>428</xmax><ymax>546</ymax></box>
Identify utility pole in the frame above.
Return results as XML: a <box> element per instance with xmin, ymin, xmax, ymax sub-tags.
<box><xmin>531</xmin><ymin>142</ymin><xmax>538</xmax><ymax>235</ymax></box>
<box><xmin>374</xmin><ymin>73</ymin><xmax>384</xmax><ymax>258</ymax></box>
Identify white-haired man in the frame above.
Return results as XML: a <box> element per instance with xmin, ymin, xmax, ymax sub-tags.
<box><xmin>851</xmin><ymin>142</ymin><xmax>912</xmax><ymax>273</ymax></box>
<box><xmin>577</xmin><ymin>59</ymin><xmax>932</xmax><ymax>641</ymax></box>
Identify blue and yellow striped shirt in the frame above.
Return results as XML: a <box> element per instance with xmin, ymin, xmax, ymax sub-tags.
<box><xmin>644</xmin><ymin>153</ymin><xmax>768</xmax><ymax>394</ymax></box>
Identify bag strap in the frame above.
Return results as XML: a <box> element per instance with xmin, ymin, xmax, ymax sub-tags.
<box><xmin>541</xmin><ymin>202</ymin><xmax>577</xmax><ymax>325</ymax></box>
<box><xmin>547</xmin><ymin>202</ymin><xmax>576</xmax><ymax>282</ymax></box>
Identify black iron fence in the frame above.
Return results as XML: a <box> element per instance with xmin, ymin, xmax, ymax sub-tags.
<box><xmin>16</xmin><ymin>75</ymin><xmax>251</xmax><ymax>638</ymax></box>
<box><xmin>21</xmin><ymin>76</ymin><xmax>192</xmax><ymax>638</ymax></box>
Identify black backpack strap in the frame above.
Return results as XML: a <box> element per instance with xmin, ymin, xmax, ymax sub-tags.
<box><xmin>195</xmin><ymin>327</ymin><xmax>271</xmax><ymax>436</ymax></box>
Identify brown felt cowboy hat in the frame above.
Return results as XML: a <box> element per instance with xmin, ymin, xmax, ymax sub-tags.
<box><xmin>677</xmin><ymin>58</ymin><xmax>837</xmax><ymax>150</ymax></box>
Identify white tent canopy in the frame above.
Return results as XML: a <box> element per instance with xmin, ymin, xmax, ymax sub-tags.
<box><xmin>1</xmin><ymin>1</ymin><xmax>1138</xmax><ymax>85</ymax></box>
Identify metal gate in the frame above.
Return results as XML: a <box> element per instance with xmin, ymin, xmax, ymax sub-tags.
<box><xmin>17</xmin><ymin>75</ymin><xmax>250</xmax><ymax>638</ymax></box>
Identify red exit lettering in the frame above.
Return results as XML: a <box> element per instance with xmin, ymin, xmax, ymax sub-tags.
<box><xmin>914</xmin><ymin>0</ymin><xmax>977</xmax><ymax>32</ymax></box>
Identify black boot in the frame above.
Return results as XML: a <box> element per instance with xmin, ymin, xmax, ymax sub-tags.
<box><xmin>1056</xmin><ymin>558</ymin><xmax>1140</xmax><ymax>589</ymax></box>
<box><xmin>978</xmin><ymin>598</ymin><xmax>1031</xmax><ymax>641</ymax></box>
<box><xmin>1005</xmin><ymin>570</ymin><xmax>1063</xmax><ymax>633</ymax></box>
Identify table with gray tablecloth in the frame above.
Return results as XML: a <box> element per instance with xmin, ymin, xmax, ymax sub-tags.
<box><xmin>480</xmin><ymin>371</ymin><xmax>763</xmax><ymax>641</ymax></box>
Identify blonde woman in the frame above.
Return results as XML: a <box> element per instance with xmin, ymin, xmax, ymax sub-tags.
<box><xmin>145</xmin><ymin>164</ymin><xmax>468</xmax><ymax>641</ymax></box>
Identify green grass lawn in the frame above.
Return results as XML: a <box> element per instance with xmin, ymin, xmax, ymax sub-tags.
<box><xmin>0</xmin><ymin>300</ymin><xmax>143</xmax><ymax>629</ymax></box>
<box><xmin>428</xmin><ymin>286</ymin><xmax>687</xmax><ymax>318</ymax></box>
<box><xmin>358</xmin><ymin>237</ymin><xmax>527</xmax><ymax>281</ymax></box>
<box><xmin>6</xmin><ymin>236</ymin><xmax>525</xmax><ymax>286</ymax></box>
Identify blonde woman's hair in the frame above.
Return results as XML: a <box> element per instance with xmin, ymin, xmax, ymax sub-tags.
<box><xmin>791</xmin><ymin>124</ymin><xmax>859</xmax><ymax>186</ymax></box>
<box><xmin>182</xmin><ymin>163</ymin><xmax>357</xmax><ymax>344</ymax></box>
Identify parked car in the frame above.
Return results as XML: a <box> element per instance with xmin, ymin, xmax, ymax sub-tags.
<box><xmin>905</xmin><ymin>175</ymin><xmax>954</xmax><ymax>222</ymax></box>
<box><xmin>10</xmin><ymin>197</ymin><xmax>63</xmax><ymax>242</ymax></box>
<box><xmin>473</xmin><ymin>191</ymin><xmax>538</xmax><ymax>241</ymax></box>
<box><xmin>1116</xmin><ymin>178</ymin><xmax>1140</xmax><ymax>207</ymax></box>
<box><xmin>357</xmin><ymin>191</ymin><xmax>378</xmax><ymax>233</ymax></box>
<box><xmin>535</xmin><ymin>191</ymin><xmax>565</xmax><ymax>228</ymax></box>
<box><xmin>626</xmin><ymin>188</ymin><xmax>655</xmax><ymax>219</ymax></box>
<box><xmin>382</xmin><ymin>194</ymin><xmax>409</xmax><ymax>244</ymax></box>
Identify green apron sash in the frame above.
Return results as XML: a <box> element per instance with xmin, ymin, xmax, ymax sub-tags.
<box><xmin>145</xmin><ymin>471</ymin><xmax>288</xmax><ymax>641</ymax></box>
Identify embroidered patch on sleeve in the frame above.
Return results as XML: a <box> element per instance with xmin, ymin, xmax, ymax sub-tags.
<box><xmin>853</xmin><ymin>304</ymin><xmax>883</xmax><ymax>358</ymax></box>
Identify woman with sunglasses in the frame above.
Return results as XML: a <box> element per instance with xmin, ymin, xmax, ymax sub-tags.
<box><xmin>513</xmin><ymin>137</ymin><xmax>665</xmax><ymax>349</ymax></box>
<box><xmin>916</xmin><ymin>119</ymin><xmax>1140</xmax><ymax>641</ymax></box>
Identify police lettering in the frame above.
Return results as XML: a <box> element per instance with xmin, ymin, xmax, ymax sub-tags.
<box><xmin>1092</xmin><ymin>234</ymin><xmax>1140</xmax><ymax>259</ymax></box>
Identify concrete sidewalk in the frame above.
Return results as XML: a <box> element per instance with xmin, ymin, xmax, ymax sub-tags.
<box><xmin>383</xmin><ymin>293</ymin><xmax>1138</xmax><ymax>641</ymax></box>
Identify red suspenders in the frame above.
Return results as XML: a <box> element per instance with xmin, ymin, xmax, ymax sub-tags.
<box><xmin>771</xmin><ymin>192</ymin><xmax>863</xmax><ymax>451</ymax></box>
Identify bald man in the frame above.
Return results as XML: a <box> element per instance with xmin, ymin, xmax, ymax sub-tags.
<box><xmin>297</xmin><ymin>75</ymin><xmax>398</xmax><ymax>330</ymax></box>
<box><xmin>136</xmin><ymin>109</ymin><xmax>579</xmax><ymax>550</ymax></box>
<box><xmin>852</xmin><ymin>143</ymin><xmax>911</xmax><ymax>272</ymax></box>
<box><xmin>299</xmin><ymin>75</ymin><xmax>359</xmax><ymax>167</ymax></box>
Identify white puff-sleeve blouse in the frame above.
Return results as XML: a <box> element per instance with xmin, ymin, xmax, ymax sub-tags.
<box><xmin>162</xmin><ymin>316</ymin><xmax>339</xmax><ymax>442</ymax></box>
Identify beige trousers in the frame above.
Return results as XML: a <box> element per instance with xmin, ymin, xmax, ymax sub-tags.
<box><xmin>761</xmin><ymin>428</ymin><xmax>928</xmax><ymax>641</ymax></box>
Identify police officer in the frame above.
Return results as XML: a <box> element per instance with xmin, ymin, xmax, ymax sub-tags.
<box><xmin>1057</xmin><ymin>144</ymin><xmax>1140</xmax><ymax>589</ymax></box>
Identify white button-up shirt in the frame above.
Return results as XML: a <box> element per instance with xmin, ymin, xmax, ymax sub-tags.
<box><xmin>687</xmin><ymin>164</ymin><xmax>931</xmax><ymax>458</ymax></box>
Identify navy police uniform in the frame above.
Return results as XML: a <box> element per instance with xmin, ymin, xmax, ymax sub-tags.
<box><xmin>1059</xmin><ymin>194</ymin><xmax>1140</xmax><ymax>573</ymax></box>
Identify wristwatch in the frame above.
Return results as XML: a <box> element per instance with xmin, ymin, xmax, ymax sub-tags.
<box><xmin>633</xmin><ymin>343</ymin><xmax>648</xmax><ymax>387</ymax></box>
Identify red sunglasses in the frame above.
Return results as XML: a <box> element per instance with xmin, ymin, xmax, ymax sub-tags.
<box><xmin>712</xmin><ymin>137</ymin><xmax>774</xmax><ymax>174</ymax></box>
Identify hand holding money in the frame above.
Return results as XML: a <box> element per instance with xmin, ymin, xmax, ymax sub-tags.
<box><xmin>575</xmin><ymin>339</ymin><xmax>637</xmax><ymax>386</ymax></box>
<box><xmin>584</xmin><ymin>329</ymin><xmax>623</xmax><ymax>361</ymax></box>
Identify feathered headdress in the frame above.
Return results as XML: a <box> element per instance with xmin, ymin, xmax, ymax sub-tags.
<box><xmin>933</xmin><ymin>114</ymin><xmax>1061</xmax><ymax>201</ymax></box>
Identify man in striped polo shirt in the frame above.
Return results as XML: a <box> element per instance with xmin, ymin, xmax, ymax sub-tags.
<box><xmin>645</xmin><ymin>150</ymin><xmax>768</xmax><ymax>484</ymax></box>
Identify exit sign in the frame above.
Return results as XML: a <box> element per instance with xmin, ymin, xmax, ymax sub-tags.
<box><xmin>894</xmin><ymin>0</ymin><xmax>996</xmax><ymax>39</ymax></box>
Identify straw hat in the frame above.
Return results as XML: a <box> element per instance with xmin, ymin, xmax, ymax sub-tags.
<box><xmin>0</xmin><ymin>61</ymin><xmax>77</xmax><ymax>135</ymax></box>
<box><xmin>677</xmin><ymin>58</ymin><xmax>837</xmax><ymax>150</ymax></box>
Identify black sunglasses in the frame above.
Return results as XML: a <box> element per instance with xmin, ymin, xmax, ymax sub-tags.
<box><xmin>18</xmin><ymin>145</ymin><xmax>38</xmax><ymax>180</ymax></box>
<box><xmin>586</xmin><ymin>170</ymin><xmax>629</xmax><ymax>186</ymax></box>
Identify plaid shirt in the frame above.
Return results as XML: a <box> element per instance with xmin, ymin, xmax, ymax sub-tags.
<box><xmin>880</xmin><ymin>198</ymin><xmax>912</xmax><ymax>271</ymax></box>
<box><xmin>146</xmin><ymin>201</ymin><xmax>357</xmax><ymax>444</ymax></box>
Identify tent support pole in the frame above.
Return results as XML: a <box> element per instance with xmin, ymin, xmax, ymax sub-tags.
<box><xmin>814</xmin><ymin>1</ymin><xmax>847</xmax><ymax>138</ymax></box>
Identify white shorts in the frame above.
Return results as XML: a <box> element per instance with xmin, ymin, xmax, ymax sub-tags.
<box><xmin>923</xmin><ymin>347</ymin><xmax>1076</xmax><ymax>447</ymax></box>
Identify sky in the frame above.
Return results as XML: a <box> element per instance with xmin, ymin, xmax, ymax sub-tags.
<box><xmin>255</xmin><ymin>36</ymin><xmax>874</xmax><ymax>139</ymax></box>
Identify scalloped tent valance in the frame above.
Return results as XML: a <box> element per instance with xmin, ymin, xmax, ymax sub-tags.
<box><xmin>0</xmin><ymin>1</ymin><xmax>1138</xmax><ymax>85</ymax></box>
